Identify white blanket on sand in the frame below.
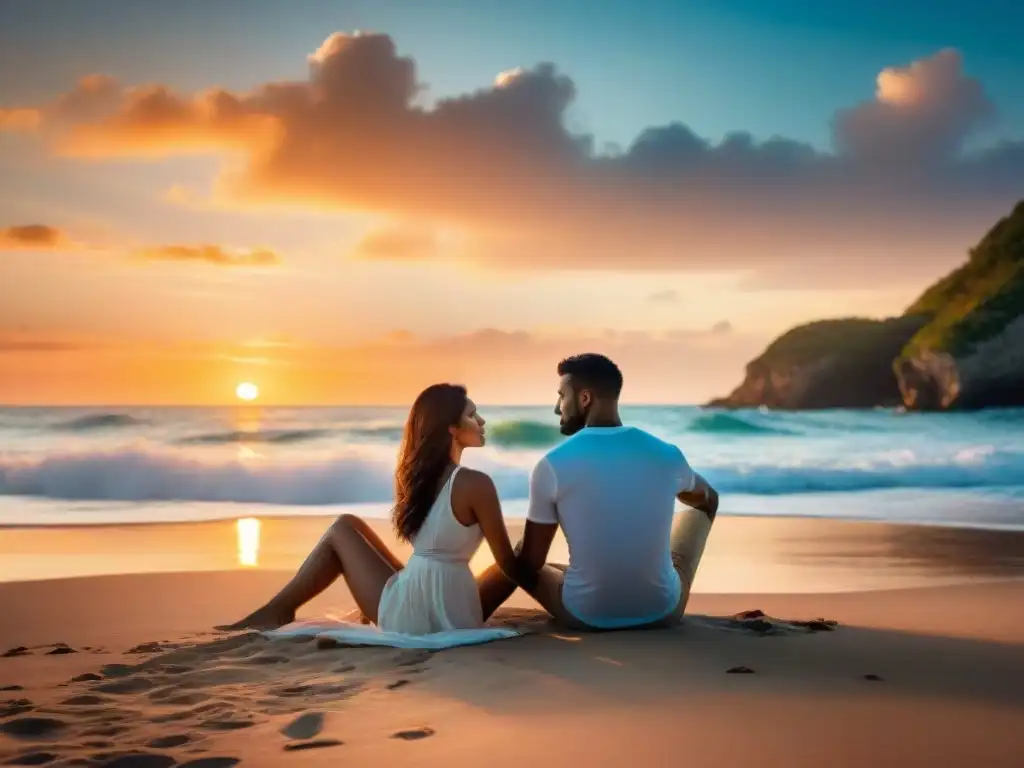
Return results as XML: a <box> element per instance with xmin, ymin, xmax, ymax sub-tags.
<box><xmin>263</xmin><ymin>618</ymin><xmax>520</xmax><ymax>650</ymax></box>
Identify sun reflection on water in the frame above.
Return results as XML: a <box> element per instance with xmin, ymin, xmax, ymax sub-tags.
<box><xmin>236</xmin><ymin>517</ymin><xmax>261</xmax><ymax>567</ymax></box>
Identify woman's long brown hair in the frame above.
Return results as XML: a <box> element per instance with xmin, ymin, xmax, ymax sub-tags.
<box><xmin>392</xmin><ymin>383</ymin><xmax>468</xmax><ymax>542</ymax></box>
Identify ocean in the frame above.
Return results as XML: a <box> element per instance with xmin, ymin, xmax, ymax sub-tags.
<box><xmin>0</xmin><ymin>405</ymin><xmax>1022</xmax><ymax>530</ymax></box>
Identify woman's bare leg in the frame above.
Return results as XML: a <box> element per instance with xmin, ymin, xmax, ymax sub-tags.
<box><xmin>219</xmin><ymin>514</ymin><xmax>403</xmax><ymax>630</ymax></box>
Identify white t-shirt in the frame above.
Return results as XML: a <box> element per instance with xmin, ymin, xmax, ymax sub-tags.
<box><xmin>526</xmin><ymin>425</ymin><xmax>696</xmax><ymax>628</ymax></box>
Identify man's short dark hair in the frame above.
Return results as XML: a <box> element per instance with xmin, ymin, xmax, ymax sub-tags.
<box><xmin>557</xmin><ymin>353</ymin><xmax>623</xmax><ymax>398</ymax></box>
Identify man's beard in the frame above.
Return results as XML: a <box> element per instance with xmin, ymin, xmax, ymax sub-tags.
<box><xmin>559</xmin><ymin>403</ymin><xmax>588</xmax><ymax>436</ymax></box>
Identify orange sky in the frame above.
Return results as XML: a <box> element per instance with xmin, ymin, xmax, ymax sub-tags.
<box><xmin>1</xmin><ymin>31</ymin><xmax>1020</xmax><ymax>404</ymax></box>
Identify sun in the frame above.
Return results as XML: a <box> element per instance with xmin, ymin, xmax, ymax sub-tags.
<box><xmin>235</xmin><ymin>382</ymin><xmax>259</xmax><ymax>402</ymax></box>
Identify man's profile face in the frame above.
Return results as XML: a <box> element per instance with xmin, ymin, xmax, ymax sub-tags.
<box><xmin>555</xmin><ymin>374</ymin><xmax>590</xmax><ymax>436</ymax></box>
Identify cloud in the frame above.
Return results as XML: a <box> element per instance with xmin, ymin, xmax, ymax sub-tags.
<box><xmin>833</xmin><ymin>49</ymin><xmax>994</xmax><ymax>166</ymax></box>
<box><xmin>350</xmin><ymin>225</ymin><xmax>438</xmax><ymax>261</ymax></box>
<box><xmin>5</xmin><ymin>37</ymin><xmax>1022</xmax><ymax>284</ymax></box>
<box><xmin>0</xmin><ymin>224</ymin><xmax>73</xmax><ymax>250</ymax></box>
<box><xmin>0</xmin><ymin>223</ymin><xmax>279</xmax><ymax>267</ymax></box>
<box><xmin>710</xmin><ymin>320</ymin><xmax>733</xmax><ymax>335</ymax></box>
<box><xmin>648</xmin><ymin>289</ymin><xmax>679</xmax><ymax>303</ymax></box>
<box><xmin>133</xmin><ymin>244</ymin><xmax>281</xmax><ymax>267</ymax></box>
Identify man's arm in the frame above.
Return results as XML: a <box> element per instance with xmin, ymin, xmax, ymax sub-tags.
<box><xmin>514</xmin><ymin>520</ymin><xmax>558</xmax><ymax>591</ymax></box>
<box><xmin>678</xmin><ymin>471</ymin><xmax>719</xmax><ymax>520</ymax></box>
<box><xmin>674</xmin><ymin>446</ymin><xmax>719</xmax><ymax>521</ymax></box>
<box><xmin>514</xmin><ymin>457</ymin><xmax>560</xmax><ymax>590</ymax></box>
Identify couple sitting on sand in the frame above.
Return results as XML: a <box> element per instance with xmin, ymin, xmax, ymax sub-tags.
<box><xmin>226</xmin><ymin>353</ymin><xmax>719</xmax><ymax>634</ymax></box>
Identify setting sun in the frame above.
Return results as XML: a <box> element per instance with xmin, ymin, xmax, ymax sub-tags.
<box><xmin>235</xmin><ymin>382</ymin><xmax>259</xmax><ymax>401</ymax></box>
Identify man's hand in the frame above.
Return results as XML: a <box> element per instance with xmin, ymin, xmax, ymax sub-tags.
<box><xmin>514</xmin><ymin>520</ymin><xmax>558</xmax><ymax>591</ymax></box>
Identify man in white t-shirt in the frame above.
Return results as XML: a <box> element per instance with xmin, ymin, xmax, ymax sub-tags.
<box><xmin>514</xmin><ymin>353</ymin><xmax>719</xmax><ymax>630</ymax></box>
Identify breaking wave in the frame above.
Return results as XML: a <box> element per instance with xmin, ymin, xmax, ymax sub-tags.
<box><xmin>1</xmin><ymin>445</ymin><xmax>1020</xmax><ymax>506</ymax></box>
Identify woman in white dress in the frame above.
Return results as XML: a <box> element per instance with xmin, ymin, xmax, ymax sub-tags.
<box><xmin>221</xmin><ymin>384</ymin><xmax>523</xmax><ymax>633</ymax></box>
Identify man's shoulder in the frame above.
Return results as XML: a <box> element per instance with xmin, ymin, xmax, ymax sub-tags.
<box><xmin>541</xmin><ymin>429</ymin><xmax>595</xmax><ymax>464</ymax></box>
<box><xmin>631</xmin><ymin>427</ymin><xmax>682</xmax><ymax>456</ymax></box>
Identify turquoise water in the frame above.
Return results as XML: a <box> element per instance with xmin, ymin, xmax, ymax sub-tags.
<box><xmin>0</xmin><ymin>405</ymin><xmax>1021</xmax><ymax>529</ymax></box>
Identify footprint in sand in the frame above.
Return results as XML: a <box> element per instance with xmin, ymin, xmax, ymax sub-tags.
<box><xmin>94</xmin><ymin>677</ymin><xmax>158</xmax><ymax>695</ymax></box>
<box><xmin>2</xmin><ymin>646</ymin><xmax>29</xmax><ymax>658</ymax></box>
<box><xmin>726</xmin><ymin>666</ymin><xmax>756</xmax><ymax>674</ymax></box>
<box><xmin>396</xmin><ymin>650</ymin><xmax>432</xmax><ymax>667</ymax></box>
<box><xmin>0</xmin><ymin>716</ymin><xmax>66</xmax><ymax>739</ymax></box>
<box><xmin>99</xmin><ymin>664</ymin><xmax>135</xmax><ymax>679</ymax></box>
<box><xmin>45</xmin><ymin>643</ymin><xmax>77</xmax><ymax>656</ymax></box>
<box><xmin>152</xmin><ymin>664</ymin><xmax>194</xmax><ymax>676</ymax></box>
<box><xmin>147</xmin><ymin>734</ymin><xmax>191</xmax><ymax>748</ymax></box>
<box><xmin>1</xmin><ymin>698</ymin><xmax>34</xmax><ymax>717</ymax></box>
<box><xmin>280</xmin><ymin>711</ymin><xmax>324</xmax><ymax>740</ymax></box>
<box><xmin>7</xmin><ymin>750</ymin><xmax>60</xmax><ymax>765</ymax></box>
<box><xmin>81</xmin><ymin>724</ymin><xmax>129</xmax><ymax>737</ymax></box>
<box><xmin>269</xmin><ymin>684</ymin><xmax>311</xmax><ymax>697</ymax></box>
<box><xmin>92</xmin><ymin>753</ymin><xmax>177</xmax><ymax>768</ymax></box>
<box><xmin>71</xmin><ymin>673</ymin><xmax>103</xmax><ymax>683</ymax></box>
<box><xmin>283</xmin><ymin>739</ymin><xmax>344</xmax><ymax>752</ymax></box>
<box><xmin>125</xmin><ymin>641</ymin><xmax>186</xmax><ymax>655</ymax></box>
<box><xmin>243</xmin><ymin>654</ymin><xmax>289</xmax><ymax>666</ymax></box>
<box><xmin>59</xmin><ymin>694</ymin><xmax>113</xmax><ymax>707</ymax></box>
<box><xmin>387</xmin><ymin>679</ymin><xmax>411</xmax><ymax>690</ymax></box>
<box><xmin>391</xmin><ymin>727</ymin><xmax>435</xmax><ymax>741</ymax></box>
<box><xmin>162</xmin><ymin>692</ymin><xmax>212</xmax><ymax>707</ymax></box>
<box><xmin>200</xmin><ymin>718</ymin><xmax>255</xmax><ymax>731</ymax></box>
<box><xmin>0</xmin><ymin>684</ymin><xmax>24</xmax><ymax>691</ymax></box>
<box><xmin>178</xmin><ymin>758</ymin><xmax>241</xmax><ymax>767</ymax></box>
<box><xmin>149</xmin><ymin>699</ymin><xmax>235</xmax><ymax>724</ymax></box>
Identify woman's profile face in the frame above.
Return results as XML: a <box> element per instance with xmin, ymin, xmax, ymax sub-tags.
<box><xmin>450</xmin><ymin>397</ymin><xmax>486</xmax><ymax>449</ymax></box>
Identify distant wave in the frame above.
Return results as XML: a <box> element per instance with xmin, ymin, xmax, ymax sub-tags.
<box><xmin>346</xmin><ymin>425</ymin><xmax>405</xmax><ymax>441</ymax></box>
<box><xmin>50</xmin><ymin>413</ymin><xmax>148</xmax><ymax>431</ymax></box>
<box><xmin>705</xmin><ymin>447</ymin><xmax>1024</xmax><ymax>496</ymax></box>
<box><xmin>487</xmin><ymin>420</ymin><xmax>563</xmax><ymax>448</ymax></box>
<box><xmin>688</xmin><ymin>412</ymin><xmax>795</xmax><ymax>436</ymax></box>
<box><xmin>177</xmin><ymin>428</ymin><xmax>334</xmax><ymax>445</ymax></box>
<box><xmin>1</xmin><ymin>445</ymin><xmax>1021</xmax><ymax>506</ymax></box>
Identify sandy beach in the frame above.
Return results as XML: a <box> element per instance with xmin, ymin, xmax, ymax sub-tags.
<box><xmin>1</xmin><ymin>516</ymin><xmax>1023</xmax><ymax>767</ymax></box>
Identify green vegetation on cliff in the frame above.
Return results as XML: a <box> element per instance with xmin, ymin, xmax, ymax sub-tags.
<box><xmin>758</xmin><ymin>316</ymin><xmax>925</xmax><ymax>368</ymax></box>
<box><xmin>901</xmin><ymin>200</ymin><xmax>1024</xmax><ymax>360</ymax></box>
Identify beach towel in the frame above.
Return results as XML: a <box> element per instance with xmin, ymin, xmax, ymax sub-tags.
<box><xmin>263</xmin><ymin>617</ymin><xmax>521</xmax><ymax>650</ymax></box>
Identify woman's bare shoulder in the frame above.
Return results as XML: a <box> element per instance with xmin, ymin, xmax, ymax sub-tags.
<box><xmin>455</xmin><ymin>466</ymin><xmax>496</xmax><ymax>490</ymax></box>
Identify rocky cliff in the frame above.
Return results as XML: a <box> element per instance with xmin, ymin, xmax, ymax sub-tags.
<box><xmin>705</xmin><ymin>316</ymin><xmax>925</xmax><ymax>409</ymax></box>
<box><xmin>708</xmin><ymin>200</ymin><xmax>1024</xmax><ymax>411</ymax></box>
<box><xmin>894</xmin><ymin>201</ymin><xmax>1024</xmax><ymax>410</ymax></box>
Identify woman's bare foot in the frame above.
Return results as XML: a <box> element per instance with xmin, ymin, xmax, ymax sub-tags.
<box><xmin>215</xmin><ymin>606</ymin><xmax>295</xmax><ymax>632</ymax></box>
<box><xmin>340</xmin><ymin>608</ymin><xmax>372</xmax><ymax>625</ymax></box>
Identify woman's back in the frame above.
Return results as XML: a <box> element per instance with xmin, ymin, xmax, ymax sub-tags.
<box><xmin>377</xmin><ymin>467</ymin><xmax>484</xmax><ymax>633</ymax></box>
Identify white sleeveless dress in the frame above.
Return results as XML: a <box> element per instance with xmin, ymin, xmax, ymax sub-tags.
<box><xmin>376</xmin><ymin>467</ymin><xmax>486</xmax><ymax>634</ymax></box>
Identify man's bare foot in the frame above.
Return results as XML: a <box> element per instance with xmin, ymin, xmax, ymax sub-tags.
<box><xmin>215</xmin><ymin>606</ymin><xmax>295</xmax><ymax>632</ymax></box>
